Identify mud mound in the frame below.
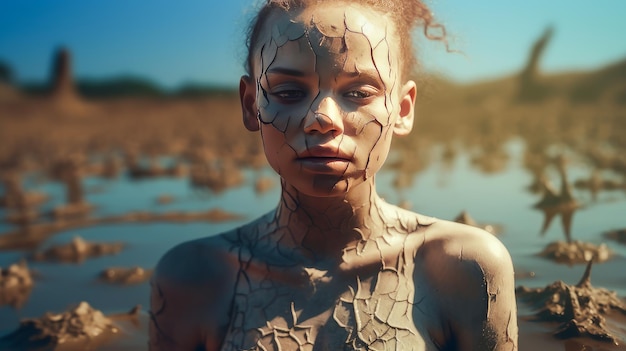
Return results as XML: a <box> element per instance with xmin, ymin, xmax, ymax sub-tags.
<box><xmin>516</xmin><ymin>260</ymin><xmax>626</xmax><ymax>343</ymax></box>
<box><xmin>0</xmin><ymin>301</ymin><xmax>117</xmax><ymax>350</ymax></box>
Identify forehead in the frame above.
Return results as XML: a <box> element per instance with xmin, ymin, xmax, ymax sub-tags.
<box><xmin>298</xmin><ymin>3</ymin><xmax>391</xmax><ymax>41</ymax></box>
<box><xmin>254</xmin><ymin>3</ymin><xmax>400</xmax><ymax>74</ymax></box>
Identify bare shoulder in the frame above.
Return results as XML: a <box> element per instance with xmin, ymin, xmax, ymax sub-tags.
<box><xmin>149</xmin><ymin>230</ymin><xmax>241</xmax><ymax>351</ymax></box>
<box><xmin>416</xmin><ymin>219</ymin><xmax>518</xmax><ymax>351</ymax></box>
<box><xmin>419</xmin><ymin>219</ymin><xmax>514</xmax><ymax>272</ymax></box>
<box><xmin>153</xmin><ymin>231</ymin><xmax>240</xmax><ymax>288</ymax></box>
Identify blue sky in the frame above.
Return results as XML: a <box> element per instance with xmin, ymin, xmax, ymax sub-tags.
<box><xmin>1</xmin><ymin>0</ymin><xmax>625</xmax><ymax>89</ymax></box>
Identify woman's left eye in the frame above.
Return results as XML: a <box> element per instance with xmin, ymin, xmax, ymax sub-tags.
<box><xmin>344</xmin><ymin>90</ymin><xmax>371</xmax><ymax>99</ymax></box>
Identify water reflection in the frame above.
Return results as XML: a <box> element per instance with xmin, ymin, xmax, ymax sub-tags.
<box><xmin>532</xmin><ymin>156</ymin><xmax>580</xmax><ymax>242</ymax></box>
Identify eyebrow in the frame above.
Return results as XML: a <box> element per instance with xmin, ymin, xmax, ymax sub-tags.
<box><xmin>266</xmin><ymin>66</ymin><xmax>383</xmax><ymax>84</ymax></box>
<box><xmin>340</xmin><ymin>69</ymin><xmax>383</xmax><ymax>84</ymax></box>
<box><xmin>266</xmin><ymin>67</ymin><xmax>307</xmax><ymax>77</ymax></box>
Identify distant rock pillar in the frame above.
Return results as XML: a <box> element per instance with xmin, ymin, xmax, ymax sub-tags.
<box><xmin>518</xmin><ymin>26</ymin><xmax>554</xmax><ymax>101</ymax></box>
<box><xmin>47</xmin><ymin>46</ymin><xmax>92</xmax><ymax>116</ymax></box>
<box><xmin>65</xmin><ymin>161</ymin><xmax>84</xmax><ymax>205</ymax></box>
<box><xmin>52</xmin><ymin>156</ymin><xmax>84</xmax><ymax>205</ymax></box>
<box><xmin>49</xmin><ymin>47</ymin><xmax>77</xmax><ymax>101</ymax></box>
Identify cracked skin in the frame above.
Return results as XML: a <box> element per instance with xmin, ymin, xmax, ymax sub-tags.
<box><xmin>149</xmin><ymin>1</ymin><xmax>518</xmax><ymax>350</ymax></box>
<box><xmin>150</xmin><ymin>203</ymin><xmax>517</xmax><ymax>351</ymax></box>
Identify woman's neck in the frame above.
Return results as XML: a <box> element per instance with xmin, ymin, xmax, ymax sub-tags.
<box><xmin>272</xmin><ymin>177</ymin><xmax>390</xmax><ymax>262</ymax></box>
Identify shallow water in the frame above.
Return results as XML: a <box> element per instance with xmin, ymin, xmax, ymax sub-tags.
<box><xmin>1</xmin><ymin>138</ymin><xmax>625</xmax><ymax>350</ymax></box>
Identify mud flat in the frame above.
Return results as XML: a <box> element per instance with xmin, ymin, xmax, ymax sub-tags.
<box><xmin>0</xmin><ymin>302</ymin><xmax>140</xmax><ymax>351</ymax></box>
<box><xmin>516</xmin><ymin>260</ymin><xmax>626</xmax><ymax>346</ymax></box>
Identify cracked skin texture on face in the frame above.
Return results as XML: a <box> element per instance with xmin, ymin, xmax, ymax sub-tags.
<box><xmin>253</xmin><ymin>4</ymin><xmax>400</xmax><ymax>198</ymax></box>
<box><xmin>149</xmin><ymin>3</ymin><xmax>518</xmax><ymax>351</ymax></box>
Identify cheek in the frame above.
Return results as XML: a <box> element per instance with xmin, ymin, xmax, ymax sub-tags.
<box><xmin>259</xmin><ymin>125</ymin><xmax>295</xmax><ymax>170</ymax></box>
<box><xmin>260</xmin><ymin>125</ymin><xmax>283</xmax><ymax>154</ymax></box>
<box><xmin>358</xmin><ymin>121</ymin><xmax>394</xmax><ymax>169</ymax></box>
<box><xmin>361</xmin><ymin>121</ymin><xmax>391</xmax><ymax>150</ymax></box>
<box><xmin>347</xmin><ymin>101</ymin><xmax>394</xmax><ymax>137</ymax></box>
<box><xmin>257</xmin><ymin>99</ymin><xmax>310</xmax><ymax>134</ymax></box>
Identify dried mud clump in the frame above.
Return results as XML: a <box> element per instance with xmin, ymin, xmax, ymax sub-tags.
<box><xmin>6</xmin><ymin>208</ymin><xmax>40</xmax><ymax>226</ymax></box>
<box><xmin>99</xmin><ymin>266</ymin><xmax>153</xmax><ymax>285</ymax></box>
<box><xmin>52</xmin><ymin>202</ymin><xmax>94</xmax><ymax>221</ymax></box>
<box><xmin>155</xmin><ymin>194</ymin><xmax>174</xmax><ymax>205</ymax></box>
<box><xmin>537</xmin><ymin>240</ymin><xmax>614</xmax><ymax>265</ymax></box>
<box><xmin>1</xmin><ymin>173</ymin><xmax>47</xmax><ymax>226</ymax></box>
<box><xmin>604</xmin><ymin>229</ymin><xmax>626</xmax><ymax>245</ymax></box>
<box><xmin>32</xmin><ymin>236</ymin><xmax>124</xmax><ymax>263</ymax></box>
<box><xmin>454</xmin><ymin>210</ymin><xmax>498</xmax><ymax>235</ymax></box>
<box><xmin>0</xmin><ymin>260</ymin><xmax>33</xmax><ymax>308</ymax></box>
<box><xmin>516</xmin><ymin>260</ymin><xmax>626</xmax><ymax>343</ymax></box>
<box><xmin>0</xmin><ymin>301</ymin><xmax>117</xmax><ymax>350</ymax></box>
<box><xmin>128</xmin><ymin>158</ymin><xmax>188</xmax><ymax>179</ymax></box>
<box><xmin>119</xmin><ymin>208</ymin><xmax>244</xmax><ymax>223</ymax></box>
<box><xmin>189</xmin><ymin>160</ymin><xmax>244</xmax><ymax>193</ymax></box>
<box><xmin>50</xmin><ymin>155</ymin><xmax>94</xmax><ymax>221</ymax></box>
<box><xmin>0</xmin><ymin>173</ymin><xmax>48</xmax><ymax>209</ymax></box>
<box><xmin>254</xmin><ymin>176</ymin><xmax>275</xmax><ymax>194</ymax></box>
<box><xmin>574</xmin><ymin>171</ymin><xmax>625</xmax><ymax>200</ymax></box>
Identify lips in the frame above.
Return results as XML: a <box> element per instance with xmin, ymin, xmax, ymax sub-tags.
<box><xmin>297</xmin><ymin>146</ymin><xmax>352</xmax><ymax>173</ymax></box>
<box><xmin>298</xmin><ymin>145</ymin><xmax>352</xmax><ymax>159</ymax></box>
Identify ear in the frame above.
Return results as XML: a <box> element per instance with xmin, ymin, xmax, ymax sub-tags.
<box><xmin>393</xmin><ymin>80</ymin><xmax>416</xmax><ymax>136</ymax></box>
<box><xmin>240</xmin><ymin>75</ymin><xmax>259</xmax><ymax>131</ymax></box>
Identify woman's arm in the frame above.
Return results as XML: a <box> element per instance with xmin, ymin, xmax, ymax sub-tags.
<box><xmin>149</xmin><ymin>275</ymin><xmax>206</xmax><ymax>350</ymax></box>
<box><xmin>149</xmin><ymin>238</ymin><xmax>239</xmax><ymax>351</ymax></box>
<box><xmin>450</xmin><ymin>231</ymin><xmax>517</xmax><ymax>350</ymax></box>
<box><xmin>420</xmin><ymin>221</ymin><xmax>518</xmax><ymax>351</ymax></box>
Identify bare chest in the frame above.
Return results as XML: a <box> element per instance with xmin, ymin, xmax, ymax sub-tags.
<box><xmin>220</xmin><ymin>267</ymin><xmax>438</xmax><ymax>351</ymax></box>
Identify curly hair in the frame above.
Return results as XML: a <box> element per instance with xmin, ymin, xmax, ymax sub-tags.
<box><xmin>243</xmin><ymin>0</ymin><xmax>447</xmax><ymax>80</ymax></box>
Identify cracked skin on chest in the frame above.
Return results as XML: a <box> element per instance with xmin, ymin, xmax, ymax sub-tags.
<box><xmin>220</xmin><ymin>253</ymin><xmax>437</xmax><ymax>351</ymax></box>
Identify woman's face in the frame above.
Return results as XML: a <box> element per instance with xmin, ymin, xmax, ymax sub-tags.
<box><xmin>243</xmin><ymin>3</ymin><xmax>415</xmax><ymax>197</ymax></box>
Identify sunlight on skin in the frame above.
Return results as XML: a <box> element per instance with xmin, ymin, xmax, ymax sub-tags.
<box><xmin>253</xmin><ymin>5</ymin><xmax>400</xmax><ymax>198</ymax></box>
<box><xmin>149</xmin><ymin>3</ymin><xmax>518</xmax><ymax>351</ymax></box>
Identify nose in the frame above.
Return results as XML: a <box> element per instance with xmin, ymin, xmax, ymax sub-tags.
<box><xmin>303</xmin><ymin>96</ymin><xmax>344</xmax><ymax>135</ymax></box>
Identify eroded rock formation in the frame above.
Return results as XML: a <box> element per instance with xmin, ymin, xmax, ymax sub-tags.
<box><xmin>0</xmin><ymin>302</ymin><xmax>139</xmax><ymax>350</ymax></box>
<box><xmin>537</xmin><ymin>240</ymin><xmax>613</xmax><ymax>265</ymax></box>
<box><xmin>32</xmin><ymin>236</ymin><xmax>124</xmax><ymax>263</ymax></box>
<box><xmin>518</xmin><ymin>26</ymin><xmax>554</xmax><ymax>101</ymax></box>
<box><xmin>99</xmin><ymin>266</ymin><xmax>153</xmax><ymax>285</ymax></box>
<box><xmin>516</xmin><ymin>260</ymin><xmax>626</xmax><ymax>343</ymax></box>
<box><xmin>604</xmin><ymin>229</ymin><xmax>626</xmax><ymax>245</ymax></box>
<box><xmin>0</xmin><ymin>260</ymin><xmax>33</xmax><ymax>308</ymax></box>
<box><xmin>454</xmin><ymin>210</ymin><xmax>498</xmax><ymax>234</ymax></box>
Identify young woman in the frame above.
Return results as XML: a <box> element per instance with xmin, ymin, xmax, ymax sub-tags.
<box><xmin>149</xmin><ymin>1</ymin><xmax>518</xmax><ymax>350</ymax></box>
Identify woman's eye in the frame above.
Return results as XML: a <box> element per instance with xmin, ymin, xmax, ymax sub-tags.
<box><xmin>271</xmin><ymin>90</ymin><xmax>305</xmax><ymax>101</ymax></box>
<box><xmin>344</xmin><ymin>90</ymin><xmax>372</xmax><ymax>99</ymax></box>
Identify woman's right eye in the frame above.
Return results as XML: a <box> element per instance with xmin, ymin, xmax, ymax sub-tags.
<box><xmin>271</xmin><ymin>89</ymin><xmax>305</xmax><ymax>102</ymax></box>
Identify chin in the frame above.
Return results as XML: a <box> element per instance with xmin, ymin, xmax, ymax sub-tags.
<box><xmin>313</xmin><ymin>178</ymin><xmax>350</xmax><ymax>196</ymax></box>
<box><xmin>298</xmin><ymin>175</ymin><xmax>368</xmax><ymax>198</ymax></box>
